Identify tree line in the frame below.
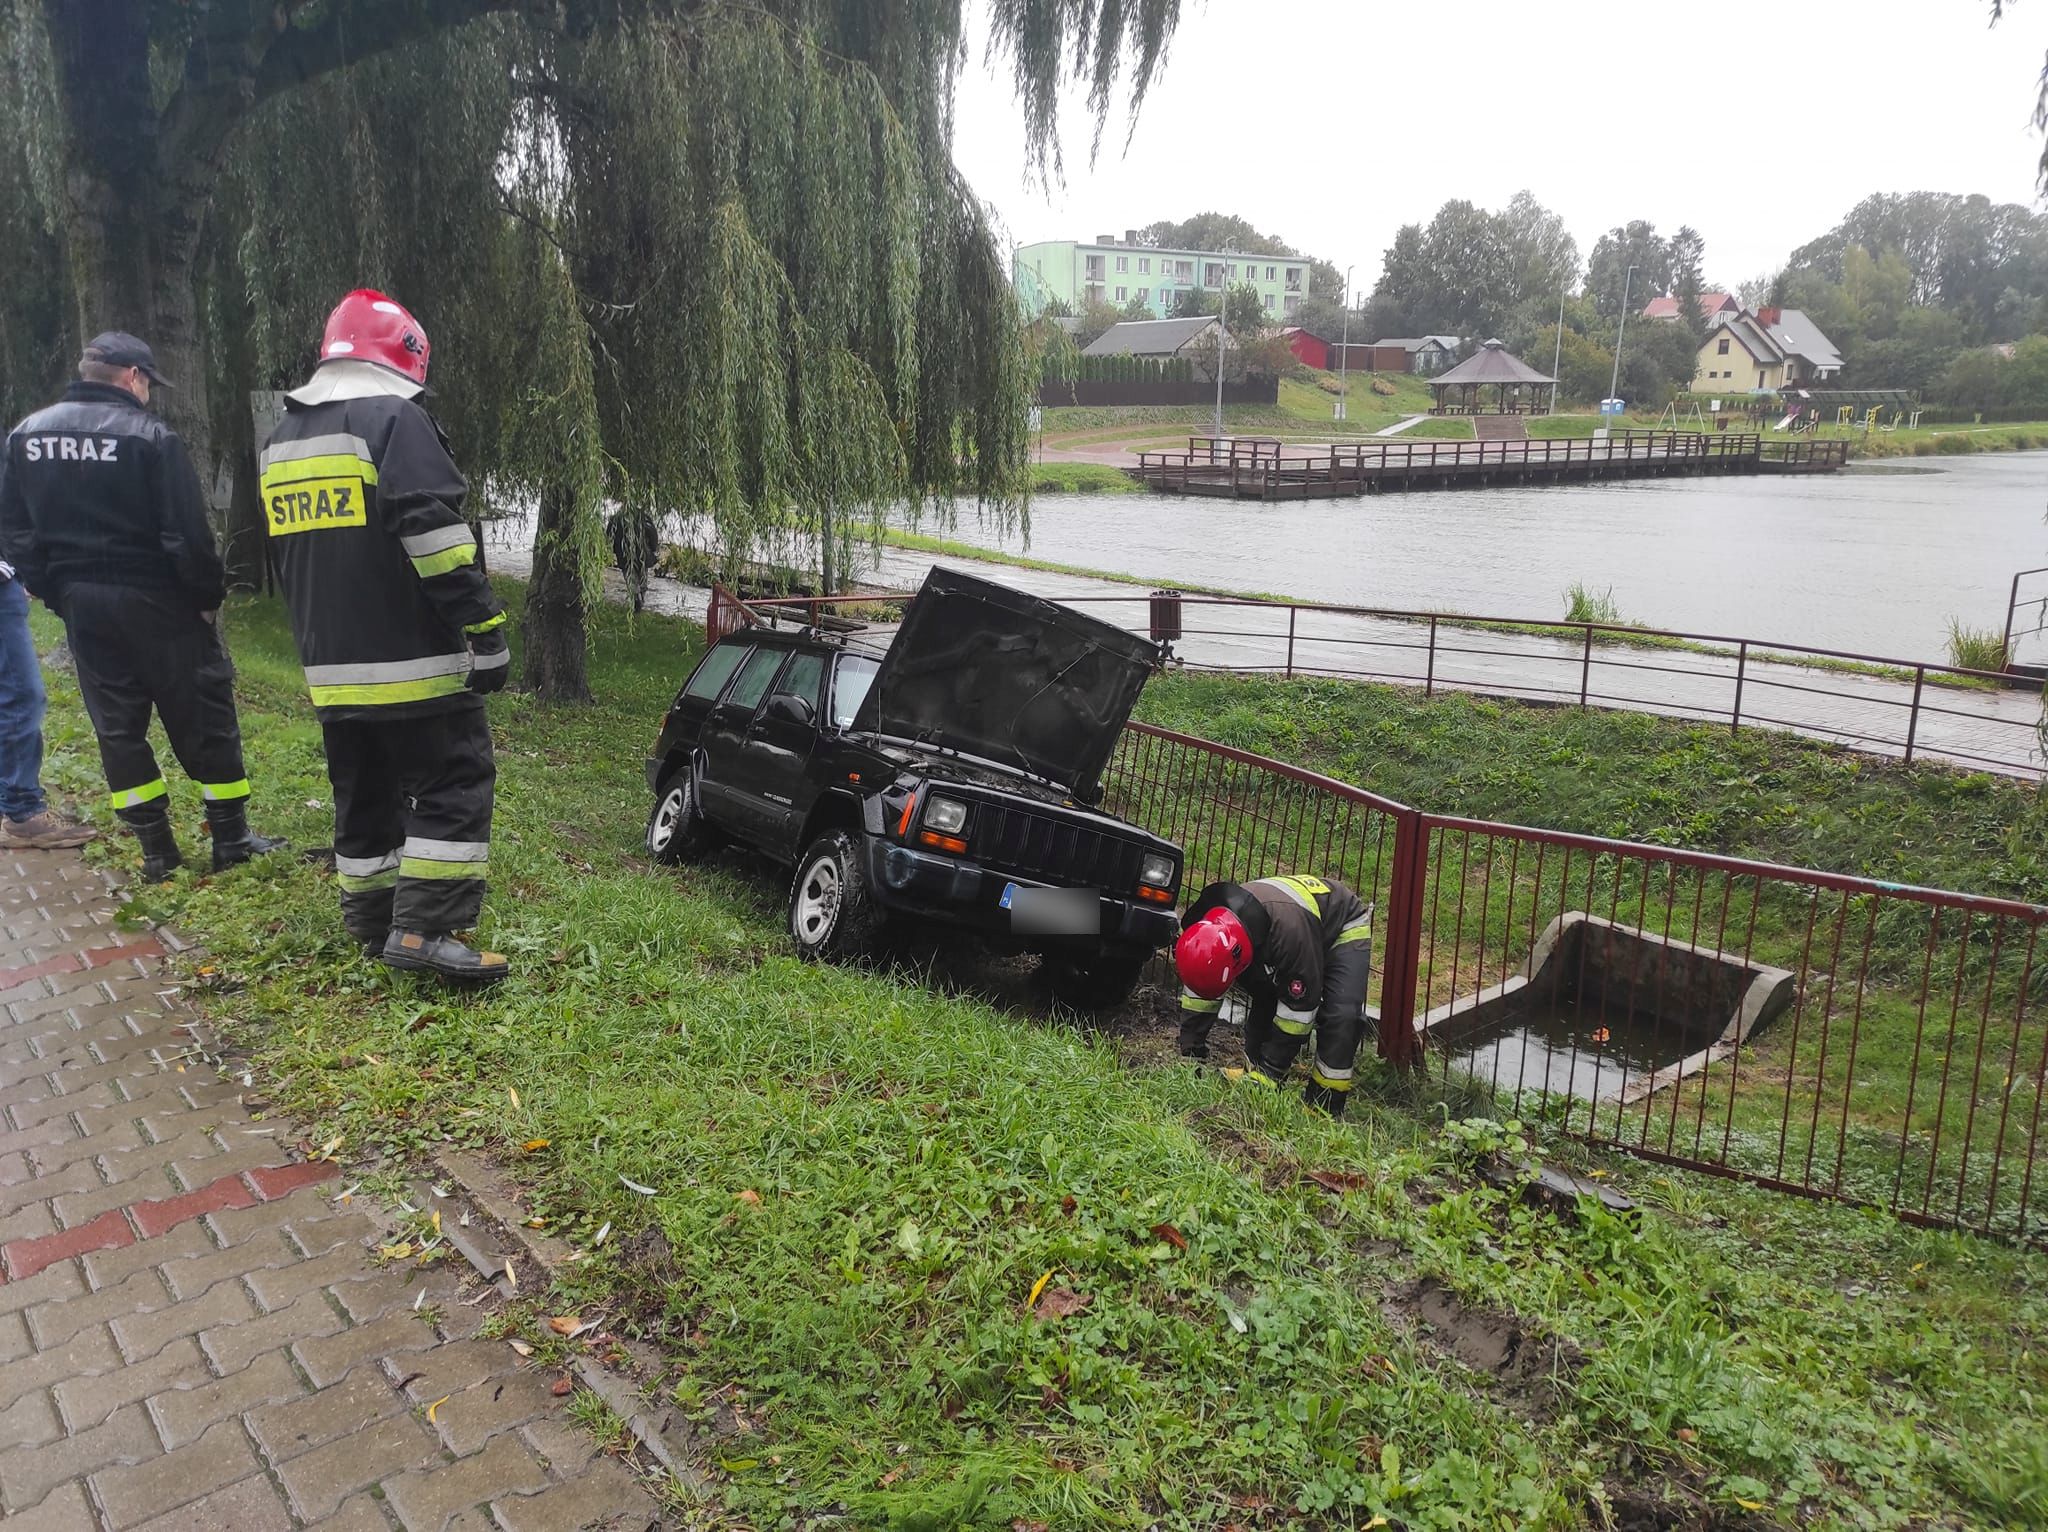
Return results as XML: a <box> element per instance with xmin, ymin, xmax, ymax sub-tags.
<box><xmin>1327</xmin><ymin>185</ymin><xmax>2048</xmax><ymax>410</ymax></box>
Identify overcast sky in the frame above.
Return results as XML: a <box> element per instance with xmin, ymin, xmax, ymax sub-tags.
<box><xmin>951</xmin><ymin>0</ymin><xmax>2048</xmax><ymax>296</ymax></box>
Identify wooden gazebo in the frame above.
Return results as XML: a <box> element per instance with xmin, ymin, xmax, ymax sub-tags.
<box><xmin>1428</xmin><ymin>340</ymin><xmax>1558</xmax><ymax>416</ymax></box>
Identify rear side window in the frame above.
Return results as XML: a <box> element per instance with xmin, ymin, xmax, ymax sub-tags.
<box><xmin>774</xmin><ymin>652</ymin><xmax>826</xmax><ymax>710</ymax></box>
<box><xmin>726</xmin><ymin>646</ymin><xmax>786</xmax><ymax>711</ymax></box>
<box><xmin>683</xmin><ymin>642</ymin><xmax>748</xmax><ymax>701</ymax></box>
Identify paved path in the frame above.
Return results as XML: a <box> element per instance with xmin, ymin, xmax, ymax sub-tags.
<box><xmin>1371</xmin><ymin>414</ymin><xmax>1427</xmax><ymax>437</ymax></box>
<box><xmin>0</xmin><ymin>850</ymin><xmax>664</xmax><ymax>1531</ymax></box>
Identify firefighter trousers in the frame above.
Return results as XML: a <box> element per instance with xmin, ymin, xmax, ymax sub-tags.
<box><xmin>61</xmin><ymin>583</ymin><xmax>250</xmax><ymax>816</ymax></box>
<box><xmin>322</xmin><ymin>702</ymin><xmax>495</xmax><ymax>938</ymax></box>
<box><xmin>1245</xmin><ymin>934</ymin><xmax>1374</xmax><ymax>1097</ymax></box>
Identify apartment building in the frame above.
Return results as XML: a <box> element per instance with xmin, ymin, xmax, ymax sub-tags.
<box><xmin>1013</xmin><ymin>232</ymin><xmax>1308</xmax><ymax>321</ymax></box>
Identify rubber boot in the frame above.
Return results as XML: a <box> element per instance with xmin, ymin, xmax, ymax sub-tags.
<box><xmin>381</xmin><ymin>928</ymin><xmax>511</xmax><ymax>984</ymax></box>
<box><xmin>1303</xmin><ymin>1082</ymin><xmax>1349</xmax><ymax>1120</ymax></box>
<box><xmin>205</xmin><ymin>800</ymin><xmax>287</xmax><ymax>871</ymax></box>
<box><xmin>119</xmin><ymin>806</ymin><xmax>183</xmax><ymax>884</ymax></box>
<box><xmin>342</xmin><ymin>886</ymin><xmax>395</xmax><ymax>958</ymax></box>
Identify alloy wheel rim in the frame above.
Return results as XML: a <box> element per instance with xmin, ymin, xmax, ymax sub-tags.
<box><xmin>651</xmin><ymin>786</ymin><xmax>685</xmax><ymax>851</ymax></box>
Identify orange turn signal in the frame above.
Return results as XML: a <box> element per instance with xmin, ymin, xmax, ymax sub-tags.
<box><xmin>896</xmin><ymin>793</ymin><xmax>919</xmax><ymax>838</ymax></box>
<box><xmin>1135</xmin><ymin>885</ymin><xmax>1175</xmax><ymax>904</ymax></box>
<box><xmin>918</xmin><ymin>831</ymin><xmax>968</xmax><ymax>855</ymax></box>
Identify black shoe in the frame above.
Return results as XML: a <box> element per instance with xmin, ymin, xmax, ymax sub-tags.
<box><xmin>121</xmin><ymin>807</ymin><xmax>183</xmax><ymax>883</ymax></box>
<box><xmin>205</xmin><ymin>801</ymin><xmax>287</xmax><ymax>871</ymax></box>
<box><xmin>1303</xmin><ymin>1082</ymin><xmax>1348</xmax><ymax>1120</ymax></box>
<box><xmin>345</xmin><ymin>925</ymin><xmax>391</xmax><ymax>958</ymax></box>
<box><xmin>381</xmin><ymin>928</ymin><xmax>510</xmax><ymax>984</ymax></box>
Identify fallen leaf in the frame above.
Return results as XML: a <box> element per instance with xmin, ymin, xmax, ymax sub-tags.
<box><xmin>508</xmin><ymin>1086</ymin><xmax>520</xmax><ymax>1109</ymax></box>
<box><xmin>1675</xmin><ymin>1427</ymin><xmax>1697</xmax><ymax>1443</ymax></box>
<box><xmin>378</xmin><ymin>1242</ymin><xmax>414</xmax><ymax>1260</ymax></box>
<box><xmin>878</xmin><ymin>1466</ymin><xmax>906</xmax><ymax>1487</ymax></box>
<box><xmin>525</xmin><ymin>1218</ymin><xmax>548</xmax><ymax>1229</ymax></box>
<box><xmin>1035</xmin><ymin>1286</ymin><xmax>1091</xmax><ymax>1320</ymax></box>
<box><xmin>620</xmin><ymin>1174</ymin><xmax>658</xmax><ymax>1197</ymax></box>
<box><xmin>314</xmin><ymin>1135</ymin><xmax>344</xmax><ymax>1161</ymax></box>
<box><xmin>593</xmin><ymin>1221</ymin><xmax>612</xmax><ymax>1246</ymax></box>
<box><xmin>1306</xmin><ymin>1169</ymin><xmax>1370</xmax><ymax>1194</ymax></box>
<box><xmin>425</xmin><ymin>1394</ymin><xmax>450</xmax><ymax>1424</ymax></box>
<box><xmin>365</xmin><ymin>1054</ymin><xmax>383</xmax><ymax>1066</ymax></box>
<box><xmin>735</xmin><ymin>1188</ymin><xmax>762</xmax><ymax>1205</ymax></box>
<box><xmin>522</xmin><ymin>1138</ymin><xmax>550</xmax><ymax>1152</ymax></box>
<box><xmin>1735</xmin><ymin>1499</ymin><xmax>1767</xmax><ymax>1512</ymax></box>
<box><xmin>1151</xmin><ymin>1222</ymin><xmax>1188</xmax><ymax>1251</ymax></box>
<box><xmin>430</xmin><ymin>1210</ymin><xmax>441</xmax><ymax>1233</ymax></box>
<box><xmin>1027</xmin><ymin>1269</ymin><xmax>1054</xmax><ymax>1309</ymax></box>
<box><xmin>1226</xmin><ymin>1307</ymin><xmax>1249</xmax><ymax>1334</ymax></box>
<box><xmin>1059</xmin><ymin>1195</ymin><xmax>1076</xmax><ymax>1215</ymax></box>
<box><xmin>551</xmin><ymin>1376</ymin><xmax>574</xmax><ymax>1397</ymax></box>
<box><xmin>547</xmin><ymin>1315</ymin><xmax>583</xmax><ymax>1335</ymax></box>
<box><xmin>503</xmin><ymin>1258</ymin><xmax>518</xmax><ymax>1291</ymax></box>
<box><xmin>1013</xmin><ymin>1522</ymin><xmax>1050</xmax><ymax>1532</ymax></box>
<box><xmin>509</xmin><ymin>1339</ymin><xmax>534</xmax><ymax>1358</ymax></box>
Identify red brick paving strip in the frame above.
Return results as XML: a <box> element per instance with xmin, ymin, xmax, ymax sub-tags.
<box><xmin>1</xmin><ymin>1208</ymin><xmax>134</xmax><ymax>1280</ymax></box>
<box><xmin>1</xmin><ymin>1162</ymin><xmax>338</xmax><ymax>1281</ymax></box>
<box><xmin>0</xmin><ymin>935</ymin><xmax>162</xmax><ymax>990</ymax></box>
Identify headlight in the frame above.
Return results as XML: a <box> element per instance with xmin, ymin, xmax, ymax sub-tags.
<box><xmin>924</xmin><ymin>795</ymin><xmax>968</xmax><ymax>835</ymax></box>
<box><xmin>1138</xmin><ymin>852</ymin><xmax>1177</xmax><ymax>888</ymax></box>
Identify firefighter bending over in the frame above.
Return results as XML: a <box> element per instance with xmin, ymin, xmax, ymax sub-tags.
<box><xmin>261</xmin><ymin>291</ymin><xmax>510</xmax><ymax>983</ymax></box>
<box><xmin>1175</xmin><ymin>875</ymin><xmax>1374</xmax><ymax>1117</ymax></box>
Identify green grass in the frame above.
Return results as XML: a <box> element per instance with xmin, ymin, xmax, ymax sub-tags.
<box><xmin>1947</xmin><ymin>619</ymin><xmax>2012</xmax><ymax>674</ymax></box>
<box><xmin>28</xmin><ymin>592</ymin><xmax>2048</xmax><ymax>1529</ymax></box>
<box><xmin>1562</xmin><ymin>582</ymin><xmax>1628</xmax><ymax>626</ymax></box>
<box><xmin>1028</xmin><ymin>461</ymin><xmax>1144</xmax><ymax>494</ymax></box>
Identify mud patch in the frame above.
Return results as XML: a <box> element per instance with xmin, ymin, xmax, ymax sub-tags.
<box><xmin>1389</xmin><ymin>1277</ymin><xmax>1579</xmax><ymax>1422</ymax></box>
<box><xmin>1601</xmin><ymin>1477</ymin><xmax>1772</xmax><ymax>1531</ymax></box>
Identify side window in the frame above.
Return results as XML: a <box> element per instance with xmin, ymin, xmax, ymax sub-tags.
<box><xmin>725</xmin><ymin>647</ymin><xmax>786</xmax><ymax>712</ymax></box>
<box><xmin>682</xmin><ymin>642</ymin><xmax>748</xmax><ymax>702</ymax></box>
<box><xmin>832</xmin><ymin>656</ymin><xmax>880</xmax><ymax>728</ymax></box>
<box><xmin>773</xmin><ymin>652</ymin><xmax>825</xmax><ymax>711</ymax></box>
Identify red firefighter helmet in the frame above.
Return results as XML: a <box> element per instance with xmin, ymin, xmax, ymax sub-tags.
<box><xmin>1175</xmin><ymin>906</ymin><xmax>1253</xmax><ymax>1000</ymax></box>
<box><xmin>318</xmin><ymin>289</ymin><xmax>431</xmax><ymax>385</ymax></box>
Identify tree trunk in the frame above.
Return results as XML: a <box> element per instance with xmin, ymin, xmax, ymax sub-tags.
<box><xmin>44</xmin><ymin>2</ymin><xmax>222</xmax><ymax>474</ymax></box>
<box><xmin>523</xmin><ymin>486</ymin><xmax>591</xmax><ymax>702</ymax></box>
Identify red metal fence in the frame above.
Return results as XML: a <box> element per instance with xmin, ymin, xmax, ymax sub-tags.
<box><xmin>1102</xmin><ymin>724</ymin><xmax>2048</xmax><ymax>1248</ymax></box>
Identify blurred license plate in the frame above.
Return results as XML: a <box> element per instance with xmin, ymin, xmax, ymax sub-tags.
<box><xmin>1003</xmin><ymin>884</ymin><xmax>1100</xmax><ymax>935</ymax></box>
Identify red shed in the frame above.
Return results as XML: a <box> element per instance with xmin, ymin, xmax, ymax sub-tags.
<box><xmin>1282</xmin><ymin>327</ymin><xmax>1329</xmax><ymax>370</ymax></box>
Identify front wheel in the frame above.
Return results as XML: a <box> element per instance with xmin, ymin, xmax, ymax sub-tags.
<box><xmin>1044</xmin><ymin>942</ymin><xmax>1153</xmax><ymax>1013</ymax></box>
<box><xmin>647</xmin><ymin>767</ymin><xmax>718</xmax><ymax>864</ymax></box>
<box><xmin>788</xmin><ymin>829</ymin><xmax>884</xmax><ymax>962</ymax></box>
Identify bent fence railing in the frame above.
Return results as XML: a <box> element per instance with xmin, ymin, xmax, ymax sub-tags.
<box><xmin>1103</xmin><ymin>723</ymin><xmax>2048</xmax><ymax>1249</ymax></box>
<box><xmin>731</xmin><ymin>589</ymin><xmax>2046</xmax><ymax>778</ymax></box>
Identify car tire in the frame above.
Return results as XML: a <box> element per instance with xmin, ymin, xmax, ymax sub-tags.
<box><xmin>788</xmin><ymin>829</ymin><xmax>883</xmax><ymax>962</ymax></box>
<box><xmin>647</xmin><ymin>767</ymin><xmax>718</xmax><ymax>864</ymax></box>
<box><xmin>1044</xmin><ymin>942</ymin><xmax>1153</xmax><ymax>1013</ymax></box>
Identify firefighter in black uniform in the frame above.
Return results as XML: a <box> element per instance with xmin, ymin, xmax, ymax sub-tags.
<box><xmin>260</xmin><ymin>291</ymin><xmax>510</xmax><ymax>983</ymax></box>
<box><xmin>0</xmin><ymin>333</ymin><xmax>281</xmax><ymax>880</ymax></box>
<box><xmin>1174</xmin><ymin>875</ymin><xmax>1374</xmax><ymax>1117</ymax></box>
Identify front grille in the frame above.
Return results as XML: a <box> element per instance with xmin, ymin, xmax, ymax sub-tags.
<box><xmin>969</xmin><ymin>800</ymin><xmax>1147</xmax><ymax>889</ymax></box>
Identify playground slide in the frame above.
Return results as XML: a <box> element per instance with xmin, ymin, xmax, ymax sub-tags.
<box><xmin>1772</xmin><ymin>410</ymin><xmax>1799</xmax><ymax>432</ymax></box>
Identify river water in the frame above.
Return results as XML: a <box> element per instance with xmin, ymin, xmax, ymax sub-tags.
<box><xmin>893</xmin><ymin>452</ymin><xmax>2048</xmax><ymax>664</ymax></box>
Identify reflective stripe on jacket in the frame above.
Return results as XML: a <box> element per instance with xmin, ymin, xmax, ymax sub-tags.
<box><xmin>261</xmin><ymin>383</ymin><xmax>504</xmax><ymax>720</ymax></box>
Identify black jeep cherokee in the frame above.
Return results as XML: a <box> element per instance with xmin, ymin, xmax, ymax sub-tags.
<box><xmin>644</xmin><ymin>567</ymin><xmax>1183</xmax><ymax>1007</ymax></box>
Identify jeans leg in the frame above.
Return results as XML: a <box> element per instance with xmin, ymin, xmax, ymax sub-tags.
<box><xmin>0</xmin><ymin>581</ymin><xmax>47</xmax><ymax>821</ymax></box>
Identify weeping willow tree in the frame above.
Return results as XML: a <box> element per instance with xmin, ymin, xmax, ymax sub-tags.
<box><xmin>0</xmin><ymin>0</ymin><xmax>1182</xmax><ymax>701</ymax></box>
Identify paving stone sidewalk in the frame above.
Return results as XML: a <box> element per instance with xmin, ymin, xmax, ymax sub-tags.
<box><xmin>0</xmin><ymin>847</ymin><xmax>666</xmax><ymax>1531</ymax></box>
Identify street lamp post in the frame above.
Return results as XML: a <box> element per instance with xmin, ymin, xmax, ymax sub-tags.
<box><xmin>1551</xmin><ymin>286</ymin><xmax>1565</xmax><ymax>406</ymax></box>
<box><xmin>1607</xmin><ymin>264</ymin><xmax>1638</xmax><ymax>407</ymax></box>
<box><xmin>1335</xmin><ymin>263</ymin><xmax>1354</xmax><ymax>423</ymax></box>
<box><xmin>1213</xmin><ymin>288</ymin><xmax>1227</xmax><ymax>442</ymax></box>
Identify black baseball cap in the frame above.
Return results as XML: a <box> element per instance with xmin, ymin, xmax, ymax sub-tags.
<box><xmin>81</xmin><ymin>331</ymin><xmax>173</xmax><ymax>388</ymax></box>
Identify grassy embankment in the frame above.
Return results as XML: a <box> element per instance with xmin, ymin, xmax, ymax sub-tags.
<box><xmin>29</xmin><ymin>591</ymin><xmax>2047</xmax><ymax>1529</ymax></box>
<box><xmin>1036</xmin><ymin>372</ymin><xmax>1453</xmax><ymax>460</ymax></box>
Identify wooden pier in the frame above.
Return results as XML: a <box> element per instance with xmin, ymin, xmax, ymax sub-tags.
<box><xmin>1128</xmin><ymin>430</ymin><xmax>1850</xmax><ymax>500</ymax></box>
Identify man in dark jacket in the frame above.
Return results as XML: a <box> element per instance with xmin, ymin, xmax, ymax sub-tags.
<box><xmin>1174</xmin><ymin>874</ymin><xmax>1374</xmax><ymax>1117</ymax></box>
<box><xmin>259</xmin><ymin>291</ymin><xmax>510</xmax><ymax>983</ymax></box>
<box><xmin>0</xmin><ymin>333</ymin><xmax>279</xmax><ymax>879</ymax></box>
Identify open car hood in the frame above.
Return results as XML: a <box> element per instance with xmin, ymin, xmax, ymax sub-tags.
<box><xmin>852</xmin><ymin>567</ymin><xmax>1160</xmax><ymax>796</ymax></box>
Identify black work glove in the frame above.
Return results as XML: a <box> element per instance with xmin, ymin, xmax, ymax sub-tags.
<box><xmin>466</xmin><ymin>628</ymin><xmax>510</xmax><ymax>695</ymax></box>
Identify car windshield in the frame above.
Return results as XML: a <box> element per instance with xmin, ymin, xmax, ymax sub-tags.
<box><xmin>832</xmin><ymin>656</ymin><xmax>880</xmax><ymax>728</ymax></box>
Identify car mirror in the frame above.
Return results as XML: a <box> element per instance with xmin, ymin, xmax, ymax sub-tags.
<box><xmin>765</xmin><ymin>693</ymin><xmax>814</xmax><ymax>727</ymax></box>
